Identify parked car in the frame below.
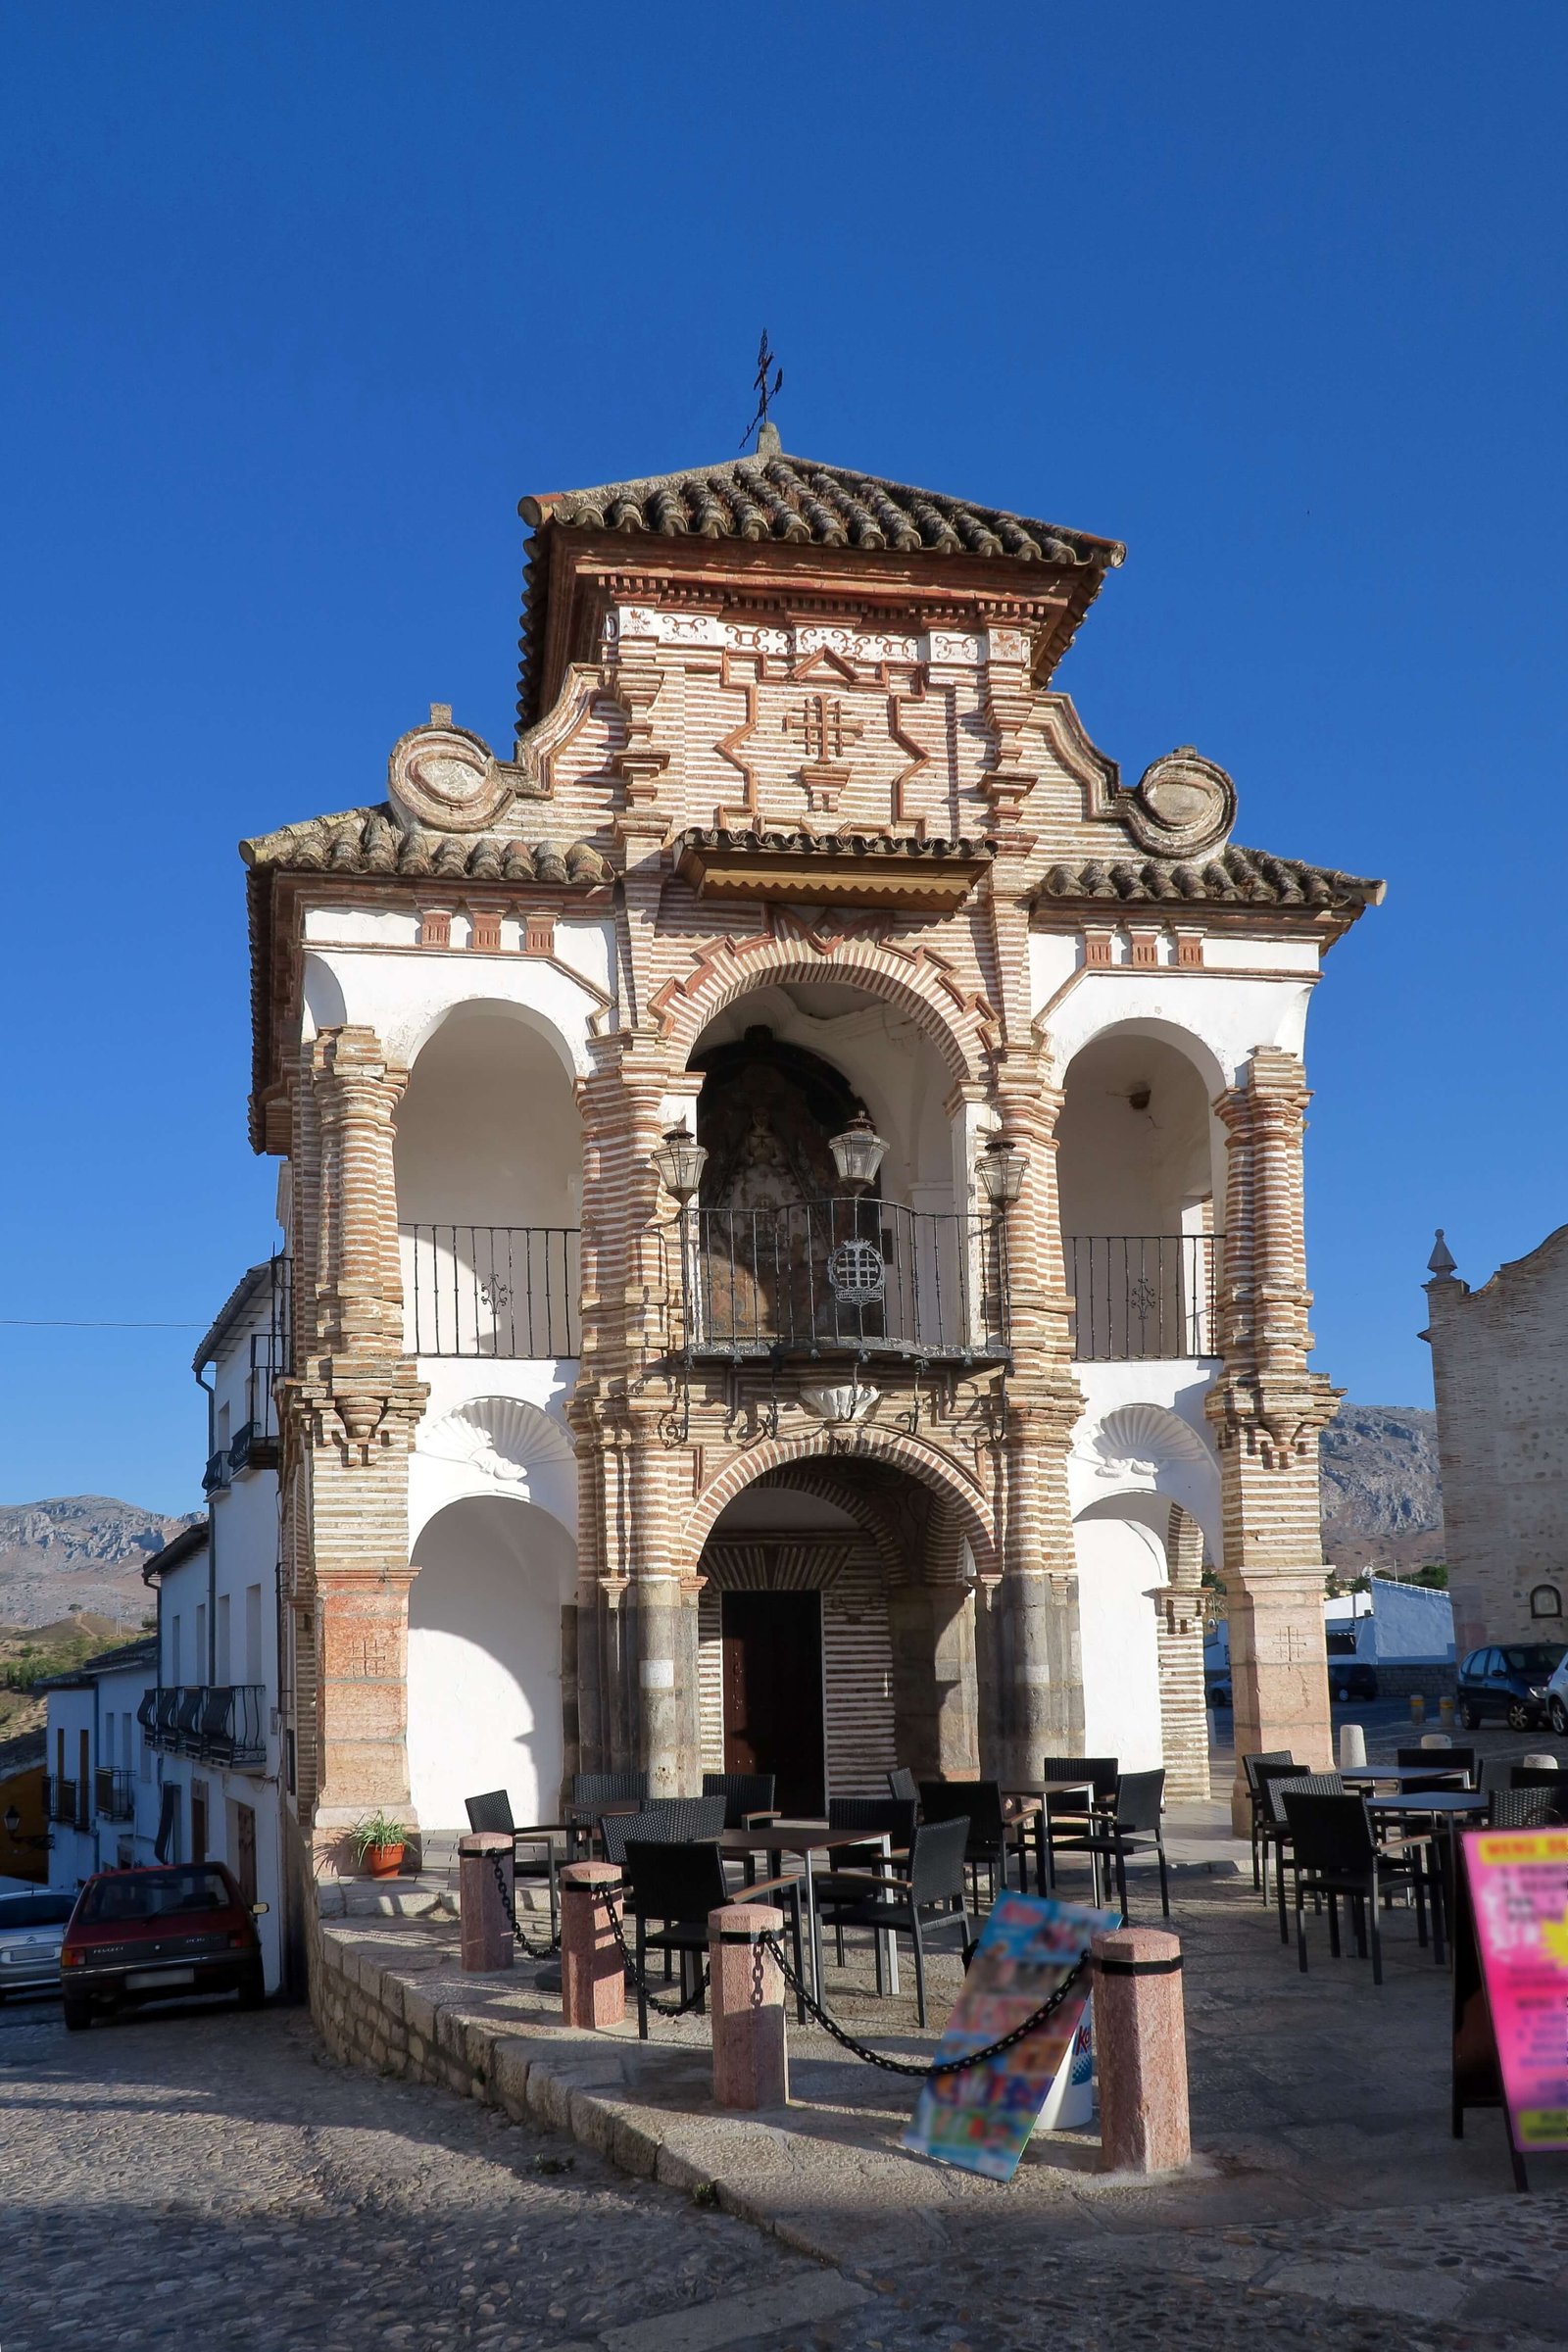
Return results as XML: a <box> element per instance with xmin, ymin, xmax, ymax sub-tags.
<box><xmin>0</xmin><ymin>1889</ymin><xmax>77</xmax><ymax>2000</ymax></box>
<box><xmin>1456</xmin><ymin>1643</ymin><xmax>1568</xmax><ymax>1732</ymax></box>
<box><xmin>1545</xmin><ymin>1650</ymin><xmax>1568</xmax><ymax>1737</ymax></box>
<box><xmin>58</xmin><ymin>1863</ymin><xmax>268</xmax><ymax>2031</ymax></box>
<box><xmin>1205</xmin><ymin>1674</ymin><xmax>1232</xmax><ymax>1710</ymax></box>
<box><xmin>1329</xmin><ymin>1662</ymin><xmax>1380</xmax><ymax>1703</ymax></box>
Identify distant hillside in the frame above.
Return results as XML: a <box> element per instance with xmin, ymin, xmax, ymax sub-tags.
<box><xmin>0</xmin><ymin>1496</ymin><xmax>200</xmax><ymax>1631</ymax></box>
<box><xmin>1321</xmin><ymin>1404</ymin><xmax>1445</xmax><ymax>1573</ymax></box>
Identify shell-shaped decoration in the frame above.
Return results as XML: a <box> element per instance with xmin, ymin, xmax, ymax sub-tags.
<box><xmin>1124</xmin><ymin>748</ymin><xmax>1235</xmax><ymax>858</ymax></box>
<box><xmin>799</xmin><ymin>1383</ymin><xmax>880</xmax><ymax>1426</ymax></box>
<box><xmin>1079</xmin><ymin>1402</ymin><xmax>1211</xmax><ymax>1483</ymax></box>
<box><xmin>416</xmin><ymin>1396</ymin><xmax>574</xmax><ymax>1491</ymax></box>
<box><xmin>388</xmin><ymin>712</ymin><xmax>515</xmax><ymax>835</ymax></box>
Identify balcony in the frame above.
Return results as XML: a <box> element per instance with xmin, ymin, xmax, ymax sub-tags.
<box><xmin>136</xmin><ymin>1685</ymin><xmax>268</xmax><ymax>1771</ymax></box>
<box><xmin>680</xmin><ymin>1199</ymin><xmax>1008</xmax><ymax>1363</ymax></box>
<box><xmin>44</xmin><ymin>1776</ymin><xmax>79</xmax><ymax>1828</ymax></box>
<box><xmin>1065</xmin><ymin>1235</ymin><xmax>1223</xmax><ymax>1361</ymax></box>
<box><xmin>94</xmin><ymin>1767</ymin><xmax>134</xmax><ymax>1822</ymax></box>
<box><xmin>401</xmin><ymin>1225</ymin><xmax>581</xmax><ymax>1358</ymax></box>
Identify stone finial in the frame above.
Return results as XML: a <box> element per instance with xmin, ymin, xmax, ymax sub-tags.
<box><xmin>429</xmin><ymin>702</ymin><xmax>453</xmax><ymax>727</ymax></box>
<box><xmin>1427</xmin><ymin>1228</ymin><xmax>1458</xmax><ymax>1282</ymax></box>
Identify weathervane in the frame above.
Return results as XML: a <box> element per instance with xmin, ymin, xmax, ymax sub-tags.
<box><xmin>741</xmin><ymin>329</ymin><xmax>783</xmax><ymax>452</ymax></box>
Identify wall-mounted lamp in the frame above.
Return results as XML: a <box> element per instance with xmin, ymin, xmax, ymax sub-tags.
<box><xmin>829</xmin><ymin>1111</ymin><xmax>887</xmax><ymax>1196</ymax></box>
<box><xmin>976</xmin><ymin>1132</ymin><xmax>1029</xmax><ymax>1212</ymax></box>
<box><xmin>651</xmin><ymin>1121</ymin><xmax>708</xmax><ymax>1205</ymax></box>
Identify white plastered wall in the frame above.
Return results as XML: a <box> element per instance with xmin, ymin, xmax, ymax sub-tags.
<box><xmin>1073</xmin><ymin>1513</ymin><xmax>1168</xmax><ymax>1774</ymax></box>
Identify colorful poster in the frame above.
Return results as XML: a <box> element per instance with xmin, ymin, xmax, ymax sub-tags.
<box><xmin>903</xmin><ymin>1893</ymin><xmax>1119</xmax><ymax>2181</ymax></box>
<box><xmin>1461</xmin><ymin>1830</ymin><xmax>1568</xmax><ymax>2150</ymax></box>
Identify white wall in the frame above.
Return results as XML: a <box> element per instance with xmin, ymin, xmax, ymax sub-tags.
<box><xmin>1073</xmin><ymin>1514</ymin><xmax>1167</xmax><ymax>1775</ymax></box>
<box><xmin>395</xmin><ymin>1004</ymin><xmax>581</xmax><ymax>1230</ymax></box>
<box><xmin>1057</xmin><ymin>1031</ymin><xmax>1217</xmax><ymax>1238</ymax></box>
<box><xmin>407</xmin><ymin>1494</ymin><xmax>577</xmax><ymax>1831</ymax></box>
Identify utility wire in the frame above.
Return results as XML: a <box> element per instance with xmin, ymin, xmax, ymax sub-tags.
<box><xmin>0</xmin><ymin>1317</ymin><xmax>205</xmax><ymax>1330</ymax></box>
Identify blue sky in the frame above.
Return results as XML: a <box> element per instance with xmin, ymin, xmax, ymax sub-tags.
<box><xmin>3</xmin><ymin>6</ymin><xmax>1565</xmax><ymax>1515</ymax></box>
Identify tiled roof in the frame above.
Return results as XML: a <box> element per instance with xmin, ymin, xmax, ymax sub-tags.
<box><xmin>515</xmin><ymin>446</ymin><xmax>1124</xmax><ymax>728</ymax></box>
<box><xmin>35</xmin><ymin>1635</ymin><xmax>159</xmax><ymax>1691</ymax></box>
<box><xmin>240</xmin><ymin>805</ymin><xmax>610</xmax><ymax>888</ymax></box>
<box><xmin>1034</xmin><ymin>845</ymin><xmax>1385</xmax><ymax>915</ymax></box>
<box><xmin>193</xmin><ymin>1260</ymin><xmax>279</xmax><ymax>1377</ymax></box>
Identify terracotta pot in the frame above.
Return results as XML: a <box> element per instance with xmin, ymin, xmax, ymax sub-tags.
<box><xmin>363</xmin><ymin>1841</ymin><xmax>406</xmax><ymax>1880</ymax></box>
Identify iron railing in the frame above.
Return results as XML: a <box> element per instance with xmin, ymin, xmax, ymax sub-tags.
<box><xmin>400</xmin><ymin>1225</ymin><xmax>581</xmax><ymax>1358</ymax></box>
<box><xmin>680</xmin><ymin>1198</ymin><xmax>1008</xmax><ymax>1361</ymax></box>
<box><xmin>94</xmin><ymin>1767</ymin><xmax>134</xmax><ymax>1822</ymax></box>
<box><xmin>44</xmin><ymin>1776</ymin><xmax>78</xmax><ymax>1827</ymax></box>
<box><xmin>135</xmin><ymin>1685</ymin><xmax>267</xmax><ymax>1770</ymax></box>
<box><xmin>1065</xmin><ymin>1235</ymin><xmax>1223</xmax><ymax>1360</ymax></box>
<box><xmin>231</xmin><ymin>1253</ymin><xmax>291</xmax><ymax>1473</ymax></box>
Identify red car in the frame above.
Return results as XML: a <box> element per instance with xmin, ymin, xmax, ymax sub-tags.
<box><xmin>59</xmin><ymin>1863</ymin><xmax>268</xmax><ymax>2030</ymax></box>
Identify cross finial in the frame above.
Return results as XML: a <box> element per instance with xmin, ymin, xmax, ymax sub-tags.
<box><xmin>741</xmin><ymin>329</ymin><xmax>783</xmax><ymax>453</ymax></box>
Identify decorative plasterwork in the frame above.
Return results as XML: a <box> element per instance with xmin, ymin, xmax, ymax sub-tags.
<box><xmin>605</xmin><ymin>607</ymin><xmax>1031</xmax><ymax>670</ymax></box>
<box><xmin>1123</xmin><ymin>748</ymin><xmax>1236</xmax><ymax>858</ymax></box>
<box><xmin>674</xmin><ymin>834</ymin><xmax>992</xmax><ymax>913</ymax></box>
<box><xmin>416</xmin><ymin>1396</ymin><xmax>574</xmax><ymax>1495</ymax></box>
<box><xmin>388</xmin><ymin>714</ymin><xmax>519</xmax><ymax>835</ymax></box>
<box><xmin>1073</xmin><ymin>1403</ymin><xmax>1213</xmax><ymax>1487</ymax></box>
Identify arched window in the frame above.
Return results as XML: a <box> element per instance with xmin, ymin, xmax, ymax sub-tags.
<box><xmin>1529</xmin><ymin>1582</ymin><xmax>1563</xmax><ymax>1619</ymax></box>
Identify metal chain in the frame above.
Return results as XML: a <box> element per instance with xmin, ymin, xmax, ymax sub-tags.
<box><xmin>486</xmin><ymin>1852</ymin><xmax>562</xmax><ymax>1959</ymax></box>
<box><xmin>759</xmin><ymin>1934</ymin><xmax>1089</xmax><ymax>2079</ymax></box>
<box><xmin>600</xmin><ymin>1886</ymin><xmax>710</xmax><ymax>2016</ymax></box>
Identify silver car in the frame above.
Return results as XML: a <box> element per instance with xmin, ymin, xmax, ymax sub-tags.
<box><xmin>0</xmin><ymin>1889</ymin><xmax>77</xmax><ymax>1997</ymax></box>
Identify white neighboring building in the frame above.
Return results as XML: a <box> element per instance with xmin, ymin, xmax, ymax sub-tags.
<box><xmin>42</xmin><ymin>1635</ymin><xmax>162</xmax><ymax>1885</ymax></box>
<box><xmin>133</xmin><ymin>1262</ymin><xmax>288</xmax><ymax>1992</ymax></box>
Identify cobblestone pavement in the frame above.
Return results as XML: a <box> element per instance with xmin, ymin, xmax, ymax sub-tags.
<box><xmin>4</xmin><ymin>1990</ymin><xmax>1567</xmax><ymax>2352</ymax></box>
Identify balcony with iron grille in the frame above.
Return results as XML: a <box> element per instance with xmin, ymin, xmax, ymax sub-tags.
<box><xmin>1064</xmin><ymin>1235</ymin><xmax>1223</xmax><ymax>1361</ymax></box>
<box><xmin>44</xmin><ymin>1775</ymin><xmax>78</xmax><ymax>1827</ymax></box>
<box><xmin>135</xmin><ymin>1684</ymin><xmax>268</xmax><ymax>1771</ymax></box>
<box><xmin>400</xmin><ymin>1225</ymin><xmax>581</xmax><ymax>1359</ymax></box>
<box><xmin>94</xmin><ymin>1766</ymin><xmax>135</xmax><ymax>1822</ymax></box>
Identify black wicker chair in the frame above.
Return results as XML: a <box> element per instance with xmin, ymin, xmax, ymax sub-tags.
<box><xmin>1260</xmin><ymin>1771</ymin><xmax>1343</xmax><ymax>1942</ymax></box>
<box><xmin>619</xmin><ymin>1837</ymin><xmax>805</xmax><ymax>2039</ymax></box>
<box><xmin>700</xmin><ymin>1771</ymin><xmax>777</xmax><ymax>1829</ymax></box>
<box><xmin>1054</xmin><ymin>1768</ymin><xmax>1170</xmax><ymax>1921</ymax></box>
<box><xmin>887</xmin><ymin>1767</ymin><xmax>919</xmax><ymax>1807</ymax></box>
<box><xmin>600</xmin><ymin>1798</ymin><xmax>726</xmax><ymax>1865</ymax></box>
<box><xmin>918</xmin><ymin>1780</ymin><xmax>1013</xmax><ymax>1908</ymax></box>
<box><xmin>1240</xmin><ymin>1750</ymin><xmax>1295</xmax><ymax>1890</ymax></box>
<box><xmin>1396</xmin><ymin>1743</ymin><xmax>1475</xmax><ymax>1792</ymax></box>
<box><xmin>809</xmin><ymin>1815</ymin><xmax>975</xmax><ymax>2028</ymax></box>
<box><xmin>567</xmin><ymin>1771</ymin><xmax>652</xmax><ymax>1858</ymax></box>
<box><xmin>811</xmin><ymin>1798</ymin><xmax>917</xmax><ymax>1962</ymax></box>
<box><xmin>464</xmin><ymin>1788</ymin><xmax>567</xmax><ymax>1944</ymax></box>
<box><xmin>1490</xmin><ymin>1785</ymin><xmax>1568</xmax><ymax>1827</ymax></box>
<box><xmin>1283</xmin><ymin>1788</ymin><xmax>1439</xmax><ymax>1984</ymax></box>
<box><xmin>1038</xmin><ymin>1756</ymin><xmax>1119</xmax><ymax>1890</ymax></box>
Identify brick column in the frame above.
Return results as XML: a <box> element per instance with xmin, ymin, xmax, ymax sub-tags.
<box><xmin>1157</xmin><ymin>1505</ymin><xmax>1210</xmax><ymax>1801</ymax></box>
<box><xmin>286</xmin><ymin>1026</ymin><xmax>428</xmax><ymax>1867</ymax></box>
<box><xmin>1206</xmin><ymin>1050</ymin><xmax>1337</xmax><ymax>1830</ymax></box>
<box><xmin>990</xmin><ymin>1049</ymin><xmax>1085</xmax><ymax>1785</ymax></box>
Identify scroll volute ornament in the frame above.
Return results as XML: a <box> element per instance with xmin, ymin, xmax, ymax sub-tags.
<box><xmin>1123</xmin><ymin>748</ymin><xmax>1236</xmax><ymax>858</ymax></box>
<box><xmin>388</xmin><ymin>711</ymin><xmax>515</xmax><ymax>834</ymax></box>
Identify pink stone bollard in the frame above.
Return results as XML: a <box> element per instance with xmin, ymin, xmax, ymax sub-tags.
<box><xmin>459</xmin><ymin>1832</ymin><xmax>515</xmax><ymax>1974</ymax></box>
<box><xmin>1092</xmin><ymin>1928</ymin><xmax>1190</xmax><ymax>2174</ymax></box>
<box><xmin>561</xmin><ymin>1862</ymin><xmax>625</xmax><ymax>2030</ymax></box>
<box><xmin>709</xmin><ymin>1903</ymin><xmax>788</xmax><ymax>2110</ymax></box>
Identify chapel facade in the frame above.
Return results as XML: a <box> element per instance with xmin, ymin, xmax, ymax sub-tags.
<box><xmin>242</xmin><ymin>432</ymin><xmax>1381</xmax><ymax>1857</ymax></box>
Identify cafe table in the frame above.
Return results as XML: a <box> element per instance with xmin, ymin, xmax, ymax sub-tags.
<box><xmin>1001</xmin><ymin>1780</ymin><xmax>1098</xmax><ymax>1896</ymax></box>
<box><xmin>1365</xmin><ymin>1788</ymin><xmax>1487</xmax><ymax>1961</ymax></box>
<box><xmin>713</xmin><ymin>1821</ymin><xmax>903</xmax><ymax>1998</ymax></box>
<box><xmin>1340</xmin><ymin>1764</ymin><xmax>1469</xmax><ymax>1790</ymax></box>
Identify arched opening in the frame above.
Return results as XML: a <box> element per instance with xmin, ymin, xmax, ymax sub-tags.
<box><xmin>1057</xmin><ymin>1027</ymin><xmax>1223</xmax><ymax>1359</ymax></box>
<box><xmin>1070</xmin><ymin>1494</ymin><xmax>1212</xmax><ymax>1796</ymax></box>
<box><xmin>694</xmin><ymin>1455</ymin><xmax>981</xmax><ymax>1812</ymax></box>
<box><xmin>684</xmin><ymin>984</ymin><xmax>987</xmax><ymax>1361</ymax></box>
<box><xmin>395</xmin><ymin>1004</ymin><xmax>582</xmax><ymax>1359</ymax></box>
<box><xmin>407</xmin><ymin>1494</ymin><xmax>576</xmax><ymax>1831</ymax></box>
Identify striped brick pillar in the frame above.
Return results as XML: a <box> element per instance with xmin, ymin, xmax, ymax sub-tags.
<box><xmin>989</xmin><ymin>1056</ymin><xmax>1086</xmax><ymax>1786</ymax></box>
<box><xmin>291</xmin><ymin>1025</ymin><xmax>428</xmax><ymax>1866</ymax></box>
<box><xmin>1207</xmin><ymin>1050</ymin><xmax>1337</xmax><ymax>1831</ymax></box>
<box><xmin>1157</xmin><ymin>1504</ymin><xmax>1210</xmax><ymax>1801</ymax></box>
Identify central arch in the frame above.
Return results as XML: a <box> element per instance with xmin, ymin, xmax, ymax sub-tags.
<box><xmin>683</xmin><ymin>1426</ymin><xmax>997</xmax><ymax>1573</ymax></box>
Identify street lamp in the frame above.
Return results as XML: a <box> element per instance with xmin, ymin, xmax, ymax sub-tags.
<box><xmin>829</xmin><ymin>1111</ymin><xmax>887</xmax><ymax>1196</ymax></box>
<box><xmin>976</xmin><ymin>1131</ymin><xmax>1029</xmax><ymax>1212</ymax></box>
<box><xmin>651</xmin><ymin>1120</ymin><xmax>708</xmax><ymax>1205</ymax></box>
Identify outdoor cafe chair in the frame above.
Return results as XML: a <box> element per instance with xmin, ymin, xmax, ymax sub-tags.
<box><xmin>464</xmin><ymin>1788</ymin><xmax>567</xmax><ymax>1945</ymax></box>
<box><xmin>700</xmin><ymin>1771</ymin><xmax>777</xmax><ymax>1829</ymax></box>
<box><xmin>1037</xmin><ymin>1756</ymin><xmax>1119</xmax><ymax>1890</ymax></box>
<box><xmin>1490</xmin><ymin>1785</ymin><xmax>1568</xmax><ymax>1828</ymax></box>
<box><xmin>1396</xmin><ymin>1744</ymin><xmax>1476</xmax><ymax>1790</ymax></box>
<box><xmin>886</xmin><ymin>1767</ymin><xmax>919</xmax><ymax>1807</ymax></box>
<box><xmin>1282</xmin><ymin>1788</ymin><xmax>1439</xmax><ymax>1984</ymax></box>
<box><xmin>1511</xmin><ymin>1765</ymin><xmax>1568</xmax><ymax>1803</ymax></box>
<box><xmin>810</xmin><ymin>1798</ymin><xmax>917</xmax><ymax>1961</ymax></box>
<box><xmin>599</xmin><ymin>1799</ymin><xmax>726</xmax><ymax>1867</ymax></box>
<box><xmin>1240</xmin><ymin>1750</ymin><xmax>1295</xmax><ymax>1889</ymax></box>
<box><xmin>918</xmin><ymin>1779</ymin><xmax>1014</xmax><ymax>1907</ymax></box>
<box><xmin>1260</xmin><ymin>1771</ymin><xmax>1342</xmax><ymax>1942</ymax></box>
<box><xmin>1054</xmin><ymin>1768</ymin><xmax>1171</xmax><ymax>1921</ymax></box>
<box><xmin>619</xmin><ymin>1838</ymin><xmax>806</xmax><ymax>2039</ymax></box>
<box><xmin>809</xmin><ymin>1815</ymin><xmax>975</xmax><ymax>2029</ymax></box>
<box><xmin>1252</xmin><ymin>1759</ymin><xmax>1316</xmax><ymax>1904</ymax></box>
<box><xmin>567</xmin><ymin>1770</ymin><xmax>651</xmax><ymax>1858</ymax></box>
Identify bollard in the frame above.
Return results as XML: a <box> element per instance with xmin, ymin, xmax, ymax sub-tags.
<box><xmin>561</xmin><ymin>1862</ymin><xmax>625</xmax><ymax>2029</ymax></box>
<box><xmin>1522</xmin><ymin>1752</ymin><xmax>1560</xmax><ymax>1773</ymax></box>
<box><xmin>1420</xmin><ymin>1732</ymin><xmax>1452</xmax><ymax>1750</ymax></box>
<box><xmin>1409</xmin><ymin>1691</ymin><xmax>1426</xmax><ymax>1725</ymax></box>
<box><xmin>1093</xmin><ymin>1928</ymin><xmax>1190</xmax><ymax>2175</ymax></box>
<box><xmin>1339</xmin><ymin>1722</ymin><xmax>1367</xmax><ymax>1769</ymax></box>
<box><xmin>709</xmin><ymin>1903</ymin><xmax>787</xmax><ymax>2110</ymax></box>
<box><xmin>1439</xmin><ymin>1695</ymin><xmax>1455</xmax><ymax>1729</ymax></box>
<box><xmin>459</xmin><ymin>1832</ymin><xmax>514</xmax><ymax>1974</ymax></box>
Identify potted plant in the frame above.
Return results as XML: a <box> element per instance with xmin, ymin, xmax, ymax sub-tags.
<box><xmin>350</xmin><ymin>1811</ymin><xmax>409</xmax><ymax>1880</ymax></box>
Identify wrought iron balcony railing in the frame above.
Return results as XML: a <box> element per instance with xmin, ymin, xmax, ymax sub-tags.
<box><xmin>1065</xmin><ymin>1234</ymin><xmax>1223</xmax><ymax>1361</ymax></box>
<box><xmin>44</xmin><ymin>1776</ymin><xmax>78</xmax><ymax>1827</ymax></box>
<box><xmin>135</xmin><ymin>1684</ymin><xmax>268</xmax><ymax>1770</ymax></box>
<box><xmin>400</xmin><ymin>1225</ymin><xmax>582</xmax><ymax>1359</ymax></box>
<box><xmin>679</xmin><ymin>1198</ymin><xmax>1008</xmax><ymax>1362</ymax></box>
<box><xmin>94</xmin><ymin>1766</ymin><xmax>135</xmax><ymax>1822</ymax></box>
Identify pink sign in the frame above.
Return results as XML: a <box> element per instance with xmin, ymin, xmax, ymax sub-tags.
<box><xmin>1462</xmin><ymin>1830</ymin><xmax>1568</xmax><ymax>2150</ymax></box>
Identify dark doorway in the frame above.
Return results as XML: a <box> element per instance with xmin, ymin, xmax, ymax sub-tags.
<box><xmin>234</xmin><ymin>1803</ymin><xmax>258</xmax><ymax>1908</ymax></box>
<box><xmin>721</xmin><ymin>1590</ymin><xmax>825</xmax><ymax>1815</ymax></box>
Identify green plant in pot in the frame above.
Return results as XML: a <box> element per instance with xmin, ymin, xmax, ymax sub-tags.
<box><xmin>350</xmin><ymin>1811</ymin><xmax>409</xmax><ymax>1880</ymax></box>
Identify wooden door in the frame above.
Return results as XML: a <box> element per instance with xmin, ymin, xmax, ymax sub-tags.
<box><xmin>190</xmin><ymin>1782</ymin><xmax>208</xmax><ymax>1866</ymax></box>
<box><xmin>720</xmin><ymin>1590</ymin><xmax>825</xmax><ymax>1815</ymax></box>
<box><xmin>234</xmin><ymin>1803</ymin><xmax>257</xmax><ymax>1907</ymax></box>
